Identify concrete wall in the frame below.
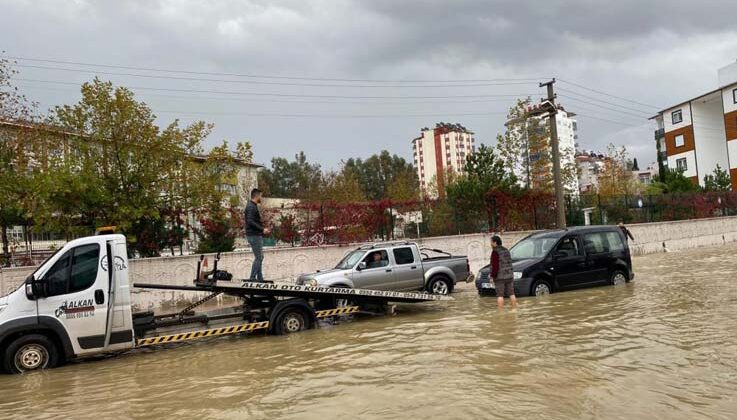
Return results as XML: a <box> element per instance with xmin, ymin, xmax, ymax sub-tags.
<box><xmin>3</xmin><ymin>216</ymin><xmax>737</xmax><ymax>311</ymax></box>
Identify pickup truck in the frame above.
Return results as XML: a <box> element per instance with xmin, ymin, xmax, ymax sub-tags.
<box><xmin>296</xmin><ymin>241</ymin><xmax>473</xmax><ymax>295</ymax></box>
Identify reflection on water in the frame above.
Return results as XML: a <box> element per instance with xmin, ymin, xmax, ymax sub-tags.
<box><xmin>2</xmin><ymin>244</ymin><xmax>737</xmax><ymax>419</ymax></box>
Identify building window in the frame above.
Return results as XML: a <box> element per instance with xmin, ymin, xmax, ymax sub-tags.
<box><xmin>674</xmin><ymin>134</ymin><xmax>685</xmax><ymax>148</ymax></box>
<box><xmin>676</xmin><ymin>158</ymin><xmax>688</xmax><ymax>171</ymax></box>
<box><xmin>671</xmin><ymin>109</ymin><xmax>683</xmax><ymax>124</ymax></box>
<box><xmin>733</xmin><ymin>88</ymin><xmax>737</xmax><ymax>104</ymax></box>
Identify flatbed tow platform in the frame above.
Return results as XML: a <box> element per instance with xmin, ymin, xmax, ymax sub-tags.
<box><xmin>132</xmin><ymin>280</ymin><xmax>450</xmax><ymax>347</ymax></box>
<box><xmin>0</xmin><ymin>234</ymin><xmax>453</xmax><ymax>374</ymax></box>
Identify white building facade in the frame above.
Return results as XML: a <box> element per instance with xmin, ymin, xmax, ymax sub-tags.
<box><xmin>412</xmin><ymin>123</ymin><xmax>475</xmax><ymax>196</ymax></box>
<box><xmin>654</xmin><ymin>61</ymin><xmax>737</xmax><ymax>190</ymax></box>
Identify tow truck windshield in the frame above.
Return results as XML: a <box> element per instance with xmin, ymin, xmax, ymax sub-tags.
<box><xmin>335</xmin><ymin>250</ymin><xmax>365</xmax><ymax>269</ymax></box>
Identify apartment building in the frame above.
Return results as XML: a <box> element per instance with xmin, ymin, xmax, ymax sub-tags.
<box><xmin>576</xmin><ymin>151</ymin><xmax>607</xmax><ymax>193</ymax></box>
<box><xmin>412</xmin><ymin>122</ymin><xmax>475</xmax><ymax>196</ymax></box>
<box><xmin>653</xmin><ymin>61</ymin><xmax>737</xmax><ymax>189</ymax></box>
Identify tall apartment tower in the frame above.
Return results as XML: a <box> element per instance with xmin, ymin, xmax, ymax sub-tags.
<box><xmin>653</xmin><ymin>61</ymin><xmax>737</xmax><ymax>189</ymax></box>
<box><xmin>412</xmin><ymin>123</ymin><xmax>475</xmax><ymax>196</ymax></box>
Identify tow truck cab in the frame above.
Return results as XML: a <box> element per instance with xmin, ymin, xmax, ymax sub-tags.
<box><xmin>0</xmin><ymin>234</ymin><xmax>134</xmax><ymax>373</ymax></box>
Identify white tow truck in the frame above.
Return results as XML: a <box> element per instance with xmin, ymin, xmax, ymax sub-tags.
<box><xmin>0</xmin><ymin>234</ymin><xmax>448</xmax><ymax>374</ymax></box>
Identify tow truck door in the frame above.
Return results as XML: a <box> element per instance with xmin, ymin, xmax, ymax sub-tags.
<box><xmin>33</xmin><ymin>237</ymin><xmax>114</xmax><ymax>355</ymax></box>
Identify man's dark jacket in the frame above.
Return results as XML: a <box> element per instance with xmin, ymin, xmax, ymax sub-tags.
<box><xmin>245</xmin><ymin>200</ymin><xmax>264</xmax><ymax>236</ymax></box>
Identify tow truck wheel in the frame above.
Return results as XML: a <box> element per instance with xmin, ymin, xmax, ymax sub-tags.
<box><xmin>427</xmin><ymin>275</ymin><xmax>451</xmax><ymax>295</ymax></box>
<box><xmin>274</xmin><ymin>309</ymin><xmax>310</xmax><ymax>335</ymax></box>
<box><xmin>4</xmin><ymin>334</ymin><xmax>59</xmax><ymax>374</ymax></box>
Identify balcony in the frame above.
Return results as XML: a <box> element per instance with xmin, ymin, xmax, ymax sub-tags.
<box><xmin>654</xmin><ymin>128</ymin><xmax>665</xmax><ymax>140</ymax></box>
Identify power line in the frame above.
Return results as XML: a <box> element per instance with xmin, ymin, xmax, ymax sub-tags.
<box><xmin>557</xmin><ymin>87</ymin><xmax>655</xmax><ymax>117</ymax></box>
<box><xmin>557</xmin><ymin>78</ymin><xmax>660</xmax><ymax>109</ymax></box>
<box><xmin>12</xmin><ymin>63</ymin><xmax>542</xmax><ymax>89</ymax></box>
<box><xmin>559</xmin><ymin>94</ymin><xmax>651</xmax><ymax>120</ymax></box>
<box><xmin>152</xmin><ymin>110</ymin><xmax>510</xmax><ymax>118</ymax></box>
<box><xmin>5</xmin><ymin>55</ymin><xmax>548</xmax><ymax>83</ymax></box>
<box><xmin>574</xmin><ymin>112</ymin><xmax>652</xmax><ymax>127</ymax></box>
<box><xmin>14</xmin><ymin>78</ymin><xmax>540</xmax><ymax>100</ymax></box>
<box><xmin>15</xmin><ymin>82</ymin><xmax>533</xmax><ymax>105</ymax></box>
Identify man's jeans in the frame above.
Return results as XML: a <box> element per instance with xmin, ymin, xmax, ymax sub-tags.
<box><xmin>247</xmin><ymin>235</ymin><xmax>264</xmax><ymax>281</ymax></box>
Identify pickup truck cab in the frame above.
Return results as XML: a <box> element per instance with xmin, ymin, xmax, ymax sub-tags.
<box><xmin>296</xmin><ymin>241</ymin><xmax>472</xmax><ymax>295</ymax></box>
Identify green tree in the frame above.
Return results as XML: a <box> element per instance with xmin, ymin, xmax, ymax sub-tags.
<box><xmin>323</xmin><ymin>166</ymin><xmax>366</xmax><ymax>202</ymax></box>
<box><xmin>49</xmin><ymin>78</ymin><xmax>217</xmax><ymax>255</ymax></box>
<box><xmin>703</xmin><ymin>165</ymin><xmax>732</xmax><ymax>192</ymax></box>
<box><xmin>343</xmin><ymin>150</ymin><xmax>418</xmax><ymax>200</ymax></box>
<box><xmin>445</xmin><ymin>144</ymin><xmax>518</xmax><ymax>230</ymax></box>
<box><xmin>258</xmin><ymin>151</ymin><xmax>322</xmax><ymax>198</ymax></box>
<box><xmin>664</xmin><ymin>169</ymin><xmax>700</xmax><ymax>193</ymax></box>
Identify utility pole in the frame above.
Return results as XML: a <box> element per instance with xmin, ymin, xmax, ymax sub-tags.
<box><xmin>540</xmin><ymin>78</ymin><xmax>566</xmax><ymax>228</ymax></box>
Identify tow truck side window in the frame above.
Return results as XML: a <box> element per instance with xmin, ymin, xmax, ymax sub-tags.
<box><xmin>45</xmin><ymin>251</ymin><xmax>72</xmax><ymax>296</ymax></box>
<box><xmin>43</xmin><ymin>244</ymin><xmax>100</xmax><ymax>297</ymax></box>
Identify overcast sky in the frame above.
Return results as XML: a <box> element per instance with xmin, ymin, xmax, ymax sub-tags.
<box><xmin>3</xmin><ymin>0</ymin><xmax>737</xmax><ymax>170</ymax></box>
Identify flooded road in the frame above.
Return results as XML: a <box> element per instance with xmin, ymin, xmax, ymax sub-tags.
<box><xmin>2</xmin><ymin>244</ymin><xmax>737</xmax><ymax>419</ymax></box>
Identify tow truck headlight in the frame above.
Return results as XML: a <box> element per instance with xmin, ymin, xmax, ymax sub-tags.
<box><xmin>309</xmin><ymin>279</ymin><xmax>318</xmax><ymax>287</ymax></box>
<box><xmin>513</xmin><ymin>272</ymin><xmax>523</xmax><ymax>280</ymax></box>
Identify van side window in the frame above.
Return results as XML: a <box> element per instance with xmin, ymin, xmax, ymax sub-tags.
<box><xmin>43</xmin><ymin>244</ymin><xmax>100</xmax><ymax>297</ymax></box>
<box><xmin>583</xmin><ymin>233</ymin><xmax>608</xmax><ymax>254</ymax></box>
<box><xmin>555</xmin><ymin>237</ymin><xmax>581</xmax><ymax>257</ymax></box>
<box><xmin>605</xmin><ymin>232</ymin><xmax>625</xmax><ymax>252</ymax></box>
<box><xmin>393</xmin><ymin>247</ymin><xmax>415</xmax><ymax>265</ymax></box>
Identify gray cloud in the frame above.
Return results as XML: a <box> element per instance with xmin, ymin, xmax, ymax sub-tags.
<box><xmin>3</xmin><ymin>0</ymin><xmax>737</xmax><ymax>169</ymax></box>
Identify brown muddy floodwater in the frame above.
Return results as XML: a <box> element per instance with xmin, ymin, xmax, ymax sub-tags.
<box><xmin>2</xmin><ymin>244</ymin><xmax>737</xmax><ymax>419</ymax></box>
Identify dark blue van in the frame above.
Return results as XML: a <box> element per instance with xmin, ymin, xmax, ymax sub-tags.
<box><xmin>476</xmin><ymin>226</ymin><xmax>635</xmax><ymax>297</ymax></box>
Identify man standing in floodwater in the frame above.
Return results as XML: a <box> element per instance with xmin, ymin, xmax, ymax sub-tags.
<box><xmin>246</xmin><ymin>188</ymin><xmax>270</xmax><ymax>281</ymax></box>
<box><xmin>491</xmin><ymin>235</ymin><xmax>516</xmax><ymax>309</ymax></box>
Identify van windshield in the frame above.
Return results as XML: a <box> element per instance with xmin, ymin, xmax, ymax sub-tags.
<box><xmin>335</xmin><ymin>251</ymin><xmax>365</xmax><ymax>269</ymax></box>
<box><xmin>510</xmin><ymin>236</ymin><xmax>559</xmax><ymax>261</ymax></box>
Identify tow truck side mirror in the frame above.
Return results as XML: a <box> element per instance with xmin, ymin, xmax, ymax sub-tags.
<box><xmin>24</xmin><ymin>275</ymin><xmax>47</xmax><ymax>300</ymax></box>
<box><xmin>357</xmin><ymin>262</ymin><xmax>367</xmax><ymax>271</ymax></box>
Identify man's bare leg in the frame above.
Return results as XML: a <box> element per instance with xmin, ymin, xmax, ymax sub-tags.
<box><xmin>497</xmin><ymin>296</ymin><xmax>505</xmax><ymax>309</ymax></box>
<box><xmin>510</xmin><ymin>294</ymin><xmax>517</xmax><ymax>308</ymax></box>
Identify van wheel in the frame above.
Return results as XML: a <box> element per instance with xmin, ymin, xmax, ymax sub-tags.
<box><xmin>610</xmin><ymin>270</ymin><xmax>628</xmax><ymax>286</ymax></box>
<box><xmin>531</xmin><ymin>279</ymin><xmax>552</xmax><ymax>296</ymax></box>
<box><xmin>273</xmin><ymin>308</ymin><xmax>310</xmax><ymax>335</ymax></box>
<box><xmin>3</xmin><ymin>334</ymin><xmax>59</xmax><ymax>374</ymax></box>
<box><xmin>427</xmin><ymin>276</ymin><xmax>451</xmax><ymax>295</ymax></box>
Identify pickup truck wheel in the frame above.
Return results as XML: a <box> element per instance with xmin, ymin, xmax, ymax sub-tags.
<box><xmin>273</xmin><ymin>309</ymin><xmax>310</xmax><ymax>335</ymax></box>
<box><xmin>4</xmin><ymin>334</ymin><xmax>59</xmax><ymax>374</ymax></box>
<box><xmin>427</xmin><ymin>276</ymin><xmax>451</xmax><ymax>295</ymax></box>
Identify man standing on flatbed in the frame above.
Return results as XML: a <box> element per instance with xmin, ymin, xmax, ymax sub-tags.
<box><xmin>491</xmin><ymin>235</ymin><xmax>516</xmax><ymax>309</ymax></box>
<box><xmin>246</xmin><ymin>188</ymin><xmax>270</xmax><ymax>281</ymax></box>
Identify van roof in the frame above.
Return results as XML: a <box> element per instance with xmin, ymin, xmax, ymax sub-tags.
<box><xmin>529</xmin><ymin>225</ymin><xmax>621</xmax><ymax>239</ymax></box>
